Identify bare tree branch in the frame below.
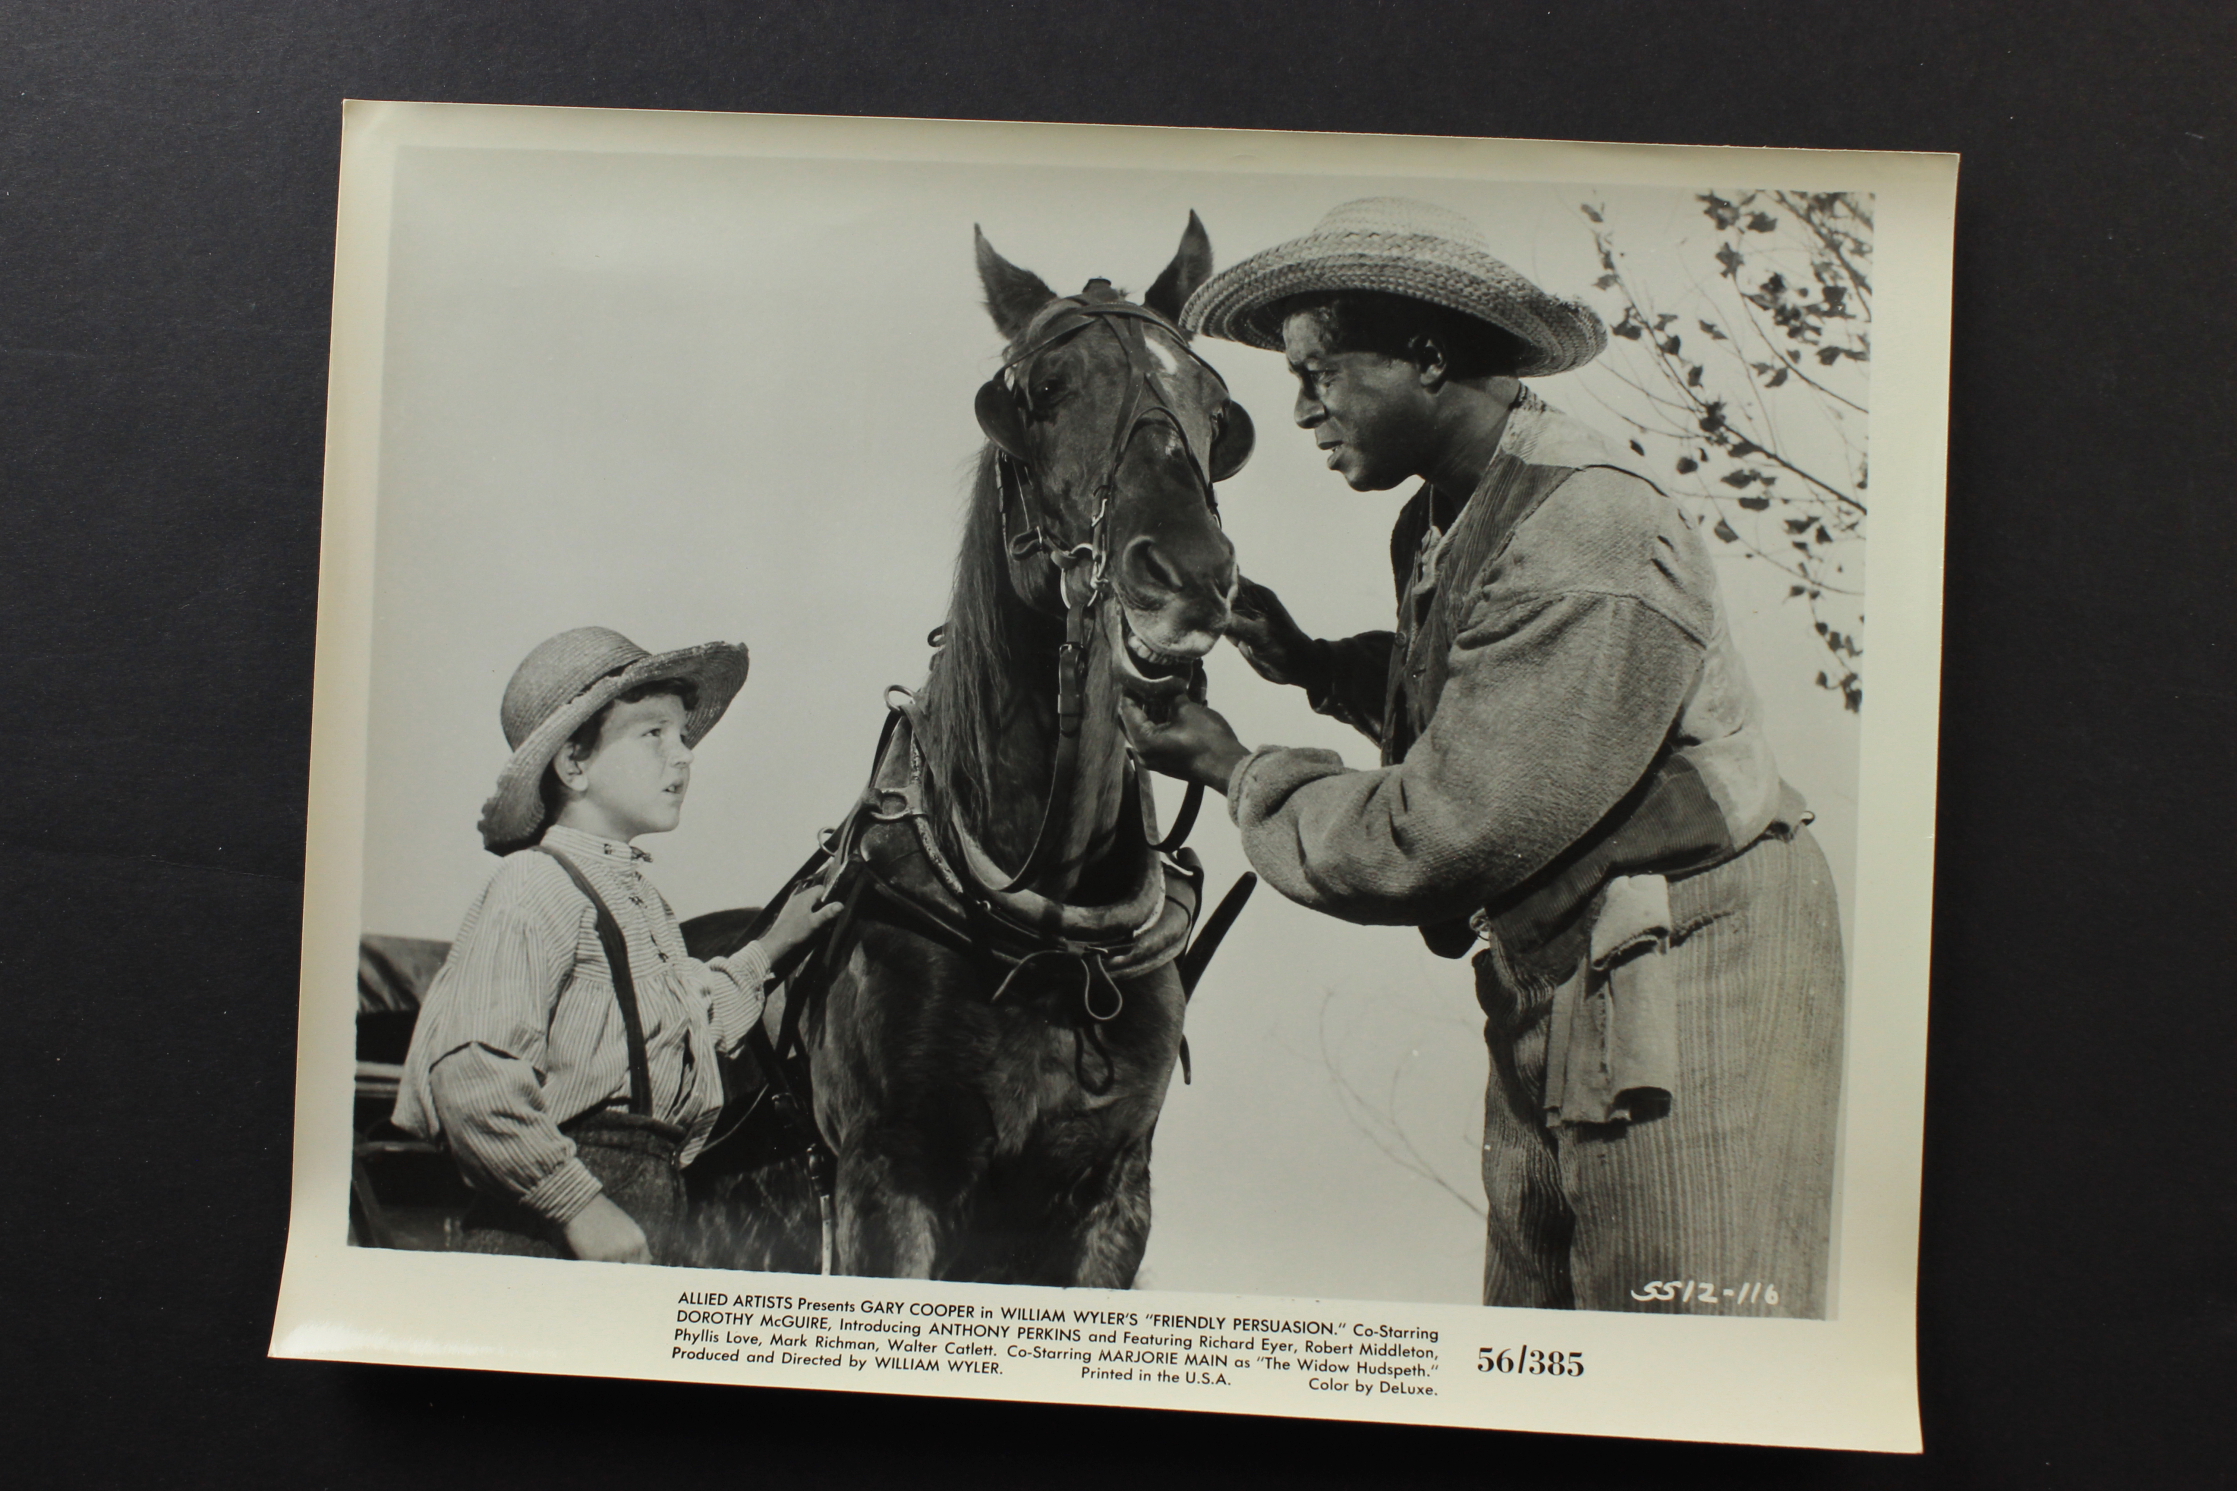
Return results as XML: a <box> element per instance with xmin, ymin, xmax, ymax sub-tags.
<box><xmin>1314</xmin><ymin>993</ymin><xmax>1486</xmax><ymax>1220</ymax></box>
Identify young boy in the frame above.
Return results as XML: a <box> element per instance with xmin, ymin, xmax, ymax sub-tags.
<box><xmin>393</xmin><ymin>626</ymin><xmax>839</xmax><ymax>1265</ymax></box>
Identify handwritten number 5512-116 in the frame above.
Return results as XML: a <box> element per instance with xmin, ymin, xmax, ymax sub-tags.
<box><xmin>1630</xmin><ymin>1280</ymin><xmax>1779</xmax><ymax>1306</ymax></box>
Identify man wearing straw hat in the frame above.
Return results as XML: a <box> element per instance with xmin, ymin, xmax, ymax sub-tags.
<box><xmin>1123</xmin><ymin>199</ymin><xmax>1845</xmax><ymax>1315</ymax></box>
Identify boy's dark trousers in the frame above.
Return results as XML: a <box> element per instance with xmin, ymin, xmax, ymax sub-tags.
<box><xmin>460</xmin><ymin>1111</ymin><xmax>689</xmax><ymax>1263</ymax></box>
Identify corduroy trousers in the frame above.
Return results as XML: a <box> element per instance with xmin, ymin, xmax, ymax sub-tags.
<box><xmin>1475</xmin><ymin>826</ymin><xmax>1846</xmax><ymax>1316</ymax></box>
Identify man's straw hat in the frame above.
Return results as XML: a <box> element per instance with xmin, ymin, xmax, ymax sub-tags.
<box><xmin>1181</xmin><ymin>197</ymin><xmax>1606</xmax><ymax>377</ymax></box>
<box><xmin>477</xmin><ymin>626</ymin><xmax>750</xmax><ymax>854</ymax></box>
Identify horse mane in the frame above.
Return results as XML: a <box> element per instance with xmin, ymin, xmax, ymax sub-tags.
<box><xmin>916</xmin><ymin>445</ymin><xmax>1061</xmax><ymax>833</ymax></box>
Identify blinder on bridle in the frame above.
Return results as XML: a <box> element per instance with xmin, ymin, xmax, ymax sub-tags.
<box><xmin>973</xmin><ymin>283</ymin><xmax>1253</xmax><ymax>577</ymax></box>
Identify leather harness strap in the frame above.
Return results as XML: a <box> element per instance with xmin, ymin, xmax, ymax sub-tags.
<box><xmin>982</xmin><ymin>288</ymin><xmax>1232</xmax><ymax>893</ymax></box>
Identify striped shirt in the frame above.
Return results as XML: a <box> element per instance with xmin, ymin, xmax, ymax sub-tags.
<box><xmin>391</xmin><ymin>824</ymin><xmax>772</xmax><ymax>1225</ymax></box>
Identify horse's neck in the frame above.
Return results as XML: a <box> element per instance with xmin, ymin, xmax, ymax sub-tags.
<box><xmin>956</xmin><ymin>624</ymin><xmax>1131</xmax><ymax>902</ymax></box>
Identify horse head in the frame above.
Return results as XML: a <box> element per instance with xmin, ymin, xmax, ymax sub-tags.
<box><xmin>972</xmin><ymin>215</ymin><xmax>1250</xmax><ymax>699</ymax></box>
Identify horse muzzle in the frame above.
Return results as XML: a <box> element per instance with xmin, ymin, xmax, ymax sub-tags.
<box><xmin>1107</xmin><ymin>599</ymin><xmax>1219</xmax><ymax>700</ymax></box>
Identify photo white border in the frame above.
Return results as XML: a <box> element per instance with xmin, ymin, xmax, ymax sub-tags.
<box><xmin>274</xmin><ymin>100</ymin><xmax>1952</xmax><ymax>1452</ymax></box>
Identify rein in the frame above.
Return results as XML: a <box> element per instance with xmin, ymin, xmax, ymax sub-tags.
<box><xmin>980</xmin><ymin>289</ymin><xmax>1231</xmax><ymax>890</ymax></box>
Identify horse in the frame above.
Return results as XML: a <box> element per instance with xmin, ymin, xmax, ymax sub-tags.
<box><xmin>682</xmin><ymin>215</ymin><xmax>1254</xmax><ymax>1286</ymax></box>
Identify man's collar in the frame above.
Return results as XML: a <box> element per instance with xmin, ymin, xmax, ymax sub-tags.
<box><xmin>541</xmin><ymin>822</ymin><xmax>652</xmax><ymax>865</ymax></box>
<box><xmin>1425</xmin><ymin>386</ymin><xmax>1539</xmax><ymax>526</ymax></box>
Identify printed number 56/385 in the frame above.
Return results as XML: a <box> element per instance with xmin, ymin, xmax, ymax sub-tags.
<box><xmin>1477</xmin><ymin>1346</ymin><xmax>1583</xmax><ymax>1376</ymax></box>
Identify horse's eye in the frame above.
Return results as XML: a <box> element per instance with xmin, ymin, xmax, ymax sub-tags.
<box><xmin>1032</xmin><ymin>380</ymin><xmax>1063</xmax><ymax>405</ymax></box>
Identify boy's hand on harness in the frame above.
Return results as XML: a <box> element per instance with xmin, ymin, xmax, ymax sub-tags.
<box><xmin>564</xmin><ymin>1194</ymin><xmax>651</xmax><ymax>1264</ymax></box>
<box><xmin>761</xmin><ymin>884</ymin><xmax>848</xmax><ymax>967</ymax></box>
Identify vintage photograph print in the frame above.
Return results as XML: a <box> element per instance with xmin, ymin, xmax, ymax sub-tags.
<box><xmin>276</xmin><ymin>103</ymin><xmax>1954</xmax><ymax>1450</ymax></box>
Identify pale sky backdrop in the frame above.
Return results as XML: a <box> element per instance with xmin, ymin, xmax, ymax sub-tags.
<box><xmin>358</xmin><ymin>145</ymin><xmax>1863</xmax><ymax>1305</ymax></box>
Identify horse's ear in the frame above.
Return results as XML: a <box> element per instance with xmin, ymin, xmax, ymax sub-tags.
<box><xmin>976</xmin><ymin>226</ymin><xmax>1058</xmax><ymax>341</ymax></box>
<box><xmin>1144</xmin><ymin>210</ymin><xmax>1213</xmax><ymax>326</ymax></box>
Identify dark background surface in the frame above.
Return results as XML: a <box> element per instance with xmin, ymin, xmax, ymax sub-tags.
<box><xmin>3</xmin><ymin>2</ymin><xmax>2230</xmax><ymax>1485</ymax></box>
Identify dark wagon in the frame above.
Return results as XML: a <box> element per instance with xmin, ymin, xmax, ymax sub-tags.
<box><xmin>348</xmin><ymin>934</ymin><xmax>470</xmax><ymax>1250</ymax></box>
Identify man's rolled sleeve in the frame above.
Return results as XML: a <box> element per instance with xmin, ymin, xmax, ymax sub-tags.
<box><xmin>1230</xmin><ymin>590</ymin><xmax>1704</xmax><ymax>926</ymax></box>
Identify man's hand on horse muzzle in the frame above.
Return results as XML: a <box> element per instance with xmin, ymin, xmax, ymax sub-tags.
<box><xmin>1120</xmin><ymin>694</ymin><xmax>1251</xmax><ymax>795</ymax></box>
<box><xmin>1224</xmin><ymin>577</ymin><xmax>1330</xmax><ymax>693</ymax></box>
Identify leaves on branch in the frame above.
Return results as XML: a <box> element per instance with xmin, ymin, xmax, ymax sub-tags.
<box><xmin>1700</xmin><ymin>192</ymin><xmax>1742</xmax><ymax>230</ymax></box>
<box><xmin>1584</xmin><ymin>191</ymin><xmax>1872</xmax><ymax>711</ymax></box>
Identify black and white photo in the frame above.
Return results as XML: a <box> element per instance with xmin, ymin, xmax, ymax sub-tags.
<box><xmin>276</xmin><ymin>103</ymin><xmax>1952</xmax><ymax>1450</ymax></box>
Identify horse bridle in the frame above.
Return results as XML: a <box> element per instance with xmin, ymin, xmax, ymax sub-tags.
<box><xmin>965</xmin><ymin>284</ymin><xmax>1252</xmax><ymax>893</ymax></box>
<box><xmin>976</xmin><ymin>283</ymin><xmax>1247</xmax><ymax>587</ymax></box>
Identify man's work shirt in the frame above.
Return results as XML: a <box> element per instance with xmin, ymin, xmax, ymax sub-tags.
<box><xmin>392</xmin><ymin>824</ymin><xmax>771</xmax><ymax>1225</ymax></box>
<box><xmin>1227</xmin><ymin>390</ymin><xmax>1791</xmax><ymax>931</ymax></box>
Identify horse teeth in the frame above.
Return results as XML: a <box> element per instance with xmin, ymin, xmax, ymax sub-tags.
<box><xmin>1127</xmin><ymin>634</ymin><xmax>1183</xmax><ymax>668</ymax></box>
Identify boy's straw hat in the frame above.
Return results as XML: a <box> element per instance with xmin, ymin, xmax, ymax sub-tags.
<box><xmin>1180</xmin><ymin>197</ymin><xmax>1606</xmax><ymax>377</ymax></box>
<box><xmin>477</xmin><ymin>627</ymin><xmax>750</xmax><ymax>854</ymax></box>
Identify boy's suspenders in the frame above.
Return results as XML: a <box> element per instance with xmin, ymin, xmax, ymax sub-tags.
<box><xmin>537</xmin><ymin>846</ymin><xmax>654</xmax><ymax>1120</ymax></box>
